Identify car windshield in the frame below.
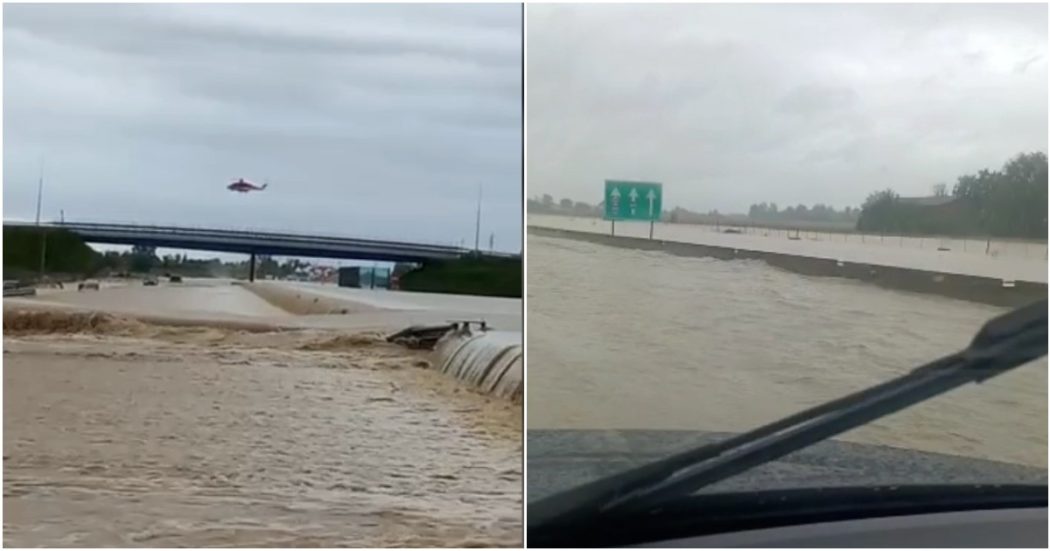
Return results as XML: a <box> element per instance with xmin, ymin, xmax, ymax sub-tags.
<box><xmin>527</xmin><ymin>3</ymin><xmax>1048</xmax><ymax>504</ymax></box>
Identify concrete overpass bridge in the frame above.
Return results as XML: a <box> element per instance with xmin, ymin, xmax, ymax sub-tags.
<box><xmin>4</xmin><ymin>221</ymin><xmax>511</xmax><ymax>281</ymax></box>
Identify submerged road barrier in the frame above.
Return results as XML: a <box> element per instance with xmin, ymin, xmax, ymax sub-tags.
<box><xmin>432</xmin><ymin>327</ymin><xmax>523</xmax><ymax>402</ymax></box>
<box><xmin>240</xmin><ymin>281</ymin><xmax>524</xmax><ymax>400</ymax></box>
<box><xmin>529</xmin><ymin>226</ymin><xmax>1046</xmax><ymax>308</ymax></box>
<box><xmin>239</xmin><ymin>281</ymin><xmax>375</xmax><ymax>315</ymax></box>
<box><xmin>390</xmin><ymin>322</ymin><xmax>523</xmax><ymax>401</ymax></box>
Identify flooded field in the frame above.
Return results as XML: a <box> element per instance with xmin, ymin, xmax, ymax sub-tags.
<box><xmin>3</xmin><ymin>282</ymin><xmax>522</xmax><ymax>547</ymax></box>
<box><xmin>527</xmin><ymin>234</ymin><xmax>1047</xmax><ymax>468</ymax></box>
<box><xmin>529</xmin><ymin>214</ymin><xmax>1048</xmax><ymax>283</ymax></box>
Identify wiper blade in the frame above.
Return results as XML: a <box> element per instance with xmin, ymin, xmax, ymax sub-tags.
<box><xmin>529</xmin><ymin>299</ymin><xmax>1047</xmax><ymax>532</ymax></box>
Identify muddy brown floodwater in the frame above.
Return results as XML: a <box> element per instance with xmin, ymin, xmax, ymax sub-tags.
<box><xmin>4</xmin><ymin>310</ymin><xmax>522</xmax><ymax>547</ymax></box>
<box><xmin>528</xmin><ymin>234</ymin><xmax>1046</xmax><ymax>469</ymax></box>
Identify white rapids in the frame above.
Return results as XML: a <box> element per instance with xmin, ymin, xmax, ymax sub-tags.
<box><xmin>433</xmin><ymin>329</ymin><xmax>523</xmax><ymax>401</ymax></box>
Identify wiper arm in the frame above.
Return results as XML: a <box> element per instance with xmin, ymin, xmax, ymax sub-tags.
<box><xmin>529</xmin><ymin>299</ymin><xmax>1047</xmax><ymax>532</ymax></box>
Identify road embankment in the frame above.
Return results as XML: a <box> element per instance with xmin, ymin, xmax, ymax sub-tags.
<box><xmin>238</xmin><ymin>280</ymin><xmax>380</xmax><ymax>315</ymax></box>
<box><xmin>399</xmin><ymin>255</ymin><xmax>522</xmax><ymax>298</ymax></box>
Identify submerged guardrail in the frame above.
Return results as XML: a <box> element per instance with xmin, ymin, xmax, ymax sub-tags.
<box><xmin>529</xmin><ymin>225</ymin><xmax>1046</xmax><ymax>308</ymax></box>
<box><xmin>389</xmin><ymin>322</ymin><xmax>522</xmax><ymax>401</ymax></box>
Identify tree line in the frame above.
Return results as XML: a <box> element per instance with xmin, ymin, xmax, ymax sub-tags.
<box><xmin>110</xmin><ymin>245</ymin><xmax>318</xmax><ymax>279</ymax></box>
<box><xmin>747</xmin><ymin>202</ymin><xmax>859</xmax><ymax>224</ymax></box>
<box><xmin>529</xmin><ymin>152</ymin><xmax>1046</xmax><ymax>240</ymax></box>
<box><xmin>527</xmin><ymin>194</ymin><xmax>603</xmax><ymax>217</ymax></box>
<box><xmin>4</xmin><ymin>227</ymin><xmax>98</xmax><ymax>280</ymax></box>
<box><xmin>528</xmin><ymin>194</ymin><xmax>860</xmax><ymax>229</ymax></box>
<box><xmin>857</xmin><ymin>152</ymin><xmax>1047</xmax><ymax>239</ymax></box>
<box><xmin>3</xmin><ymin>228</ymin><xmax>327</xmax><ymax>281</ymax></box>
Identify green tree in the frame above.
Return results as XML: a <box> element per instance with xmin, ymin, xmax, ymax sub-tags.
<box><xmin>129</xmin><ymin>245</ymin><xmax>157</xmax><ymax>273</ymax></box>
<box><xmin>856</xmin><ymin>189</ymin><xmax>900</xmax><ymax>232</ymax></box>
<box><xmin>859</xmin><ymin>152</ymin><xmax>1047</xmax><ymax>238</ymax></box>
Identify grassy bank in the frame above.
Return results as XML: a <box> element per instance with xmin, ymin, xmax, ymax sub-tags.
<box><xmin>3</xmin><ymin>226</ymin><xmax>100</xmax><ymax>280</ymax></box>
<box><xmin>398</xmin><ymin>255</ymin><xmax>521</xmax><ymax>298</ymax></box>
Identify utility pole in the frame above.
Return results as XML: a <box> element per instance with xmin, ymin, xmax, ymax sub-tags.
<box><xmin>474</xmin><ymin>184</ymin><xmax>482</xmax><ymax>252</ymax></box>
<box><xmin>35</xmin><ymin>161</ymin><xmax>47</xmax><ymax>277</ymax></box>
<box><xmin>34</xmin><ymin>166</ymin><xmax>43</xmax><ymax>225</ymax></box>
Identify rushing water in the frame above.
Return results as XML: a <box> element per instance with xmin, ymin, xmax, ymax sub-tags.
<box><xmin>28</xmin><ymin>279</ymin><xmax>291</xmax><ymax>319</ymax></box>
<box><xmin>527</xmin><ymin>234</ymin><xmax>1047</xmax><ymax>468</ymax></box>
<box><xmin>434</xmin><ymin>330</ymin><xmax>524</xmax><ymax>401</ymax></box>
<box><xmin>4</xmin><ymin>283</ymin><xmax>523</xmax><ymax>547</ymax></box>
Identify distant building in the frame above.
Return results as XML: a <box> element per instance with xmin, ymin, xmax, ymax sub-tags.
<box><xmin>896</xmin><ymin>196</ymin><xmax>958</xmax><ymax>208</ymax></box>
<box><xmin>897</xmin><ymin>195</ymin><xmax>966</xmax><ymax>218</ymax></box>
<box><xmin>896</xmin><ymin>195</ymin><xmax>971</xmax><ymax>234</ymax></box>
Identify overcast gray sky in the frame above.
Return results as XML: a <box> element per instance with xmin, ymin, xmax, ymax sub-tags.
<box><xmin>4</xmin><ymin>3</ymin><xmax>521</xmax><ymax>251</ymax></box>
<box><xmin>528</xmin><ymin>3</ymin><xmax>1047</xmax><ymax>213</ymax></box>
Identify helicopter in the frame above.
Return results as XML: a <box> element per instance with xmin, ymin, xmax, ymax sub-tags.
<box><xmin>227</xmin><ymin>178</ymin><xmax>268</xmax><ymax>193</ymax></box>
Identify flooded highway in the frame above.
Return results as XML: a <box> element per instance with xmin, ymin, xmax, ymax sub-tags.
<box><xmin>527</xmin><ymin>234</ymin><xmax>1047</xmax><ymax>468</ymax></box>
<box><xmin>4</xmin><ymin>280</ymin><xmax>522</xmax><ymax>547</ymax></box>
<box><xmin>529</xmin><ymin>214</ymin><xmax>1048</xmax><ymax>283</ymax></box>
<box><xmin>26</xmin><ymin>279</ymin><xmax>290</xmax><ymax>319</ymax></box>
<box><xmin>282</xmin><ymin>282</ymin><xmax>523</xmax><ymax>332</ymax></box>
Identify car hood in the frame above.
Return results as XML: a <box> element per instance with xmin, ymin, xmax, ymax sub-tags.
<box><xmin>528</xmin><ymin>429</ymin><xmax>1047</xmax><ymax>502</ymax></box>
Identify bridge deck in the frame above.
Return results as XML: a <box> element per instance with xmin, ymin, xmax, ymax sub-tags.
<box><xmin>5</xmin><ymin>221</ymin><xmax>525</xmax><ymax>263</ymax></box>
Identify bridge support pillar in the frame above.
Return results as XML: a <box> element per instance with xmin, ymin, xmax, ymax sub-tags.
<box><xmin>249</xmin><ymin>252</ymin><xmax>257</xmax><ymax>282</ymax></box>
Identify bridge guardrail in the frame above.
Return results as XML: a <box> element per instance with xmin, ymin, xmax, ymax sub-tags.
<box><xmin>8</xmin><ymin>219</ymin><xmax>467</xmax><ymax>251</ymax></box>
<box><xmin>5</xmin><ymin>220</ymin><xmax>520</xmax><ymax>258</ymax></box>
<box><xmin>3</xmin><ymin>220</ymin><xmax>532</xmax><ymax>260</ymax></box>
<box><xmin>8</xmin><ymin>220</ymin><xmax>474</xmax><ymax>255</ymax></box>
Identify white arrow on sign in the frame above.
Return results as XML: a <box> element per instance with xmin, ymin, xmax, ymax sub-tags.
<box><xmin>647</xmin><ymin>189</ymin><xmax>656</xmax><ymax>216</ymax></box>
<box><xmin>628</xmin><ymin>188</ymin><xmax>638</xmax><ymax>215</ymax></box>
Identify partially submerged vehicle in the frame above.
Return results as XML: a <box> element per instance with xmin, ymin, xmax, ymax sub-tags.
<box><xmin>77</xmin><ymin>280</ymin><xmax>100</xmax><ymax>291</ymax></box>
<box><xmin>3</xmin><ymin>280</ymin><xmax>36</xmax><ymax>297</ymax></box>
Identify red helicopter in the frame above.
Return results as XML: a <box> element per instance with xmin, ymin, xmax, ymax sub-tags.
<box><xmin>227</xmin><ymin>178</ymin><xmax>268</xmax><ymax>193</ymax></box>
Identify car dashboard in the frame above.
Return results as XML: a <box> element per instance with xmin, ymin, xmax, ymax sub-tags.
<box><xmin>641</xmin><ymin>507</ymin><xmax>1047</xmax><ymax>548</ymax></box>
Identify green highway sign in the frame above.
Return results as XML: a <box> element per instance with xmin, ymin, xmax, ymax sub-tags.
<box><xmin>604</xmin><ymin>180</ymin><xmax>663</xmax><ymax>221</ymax></box>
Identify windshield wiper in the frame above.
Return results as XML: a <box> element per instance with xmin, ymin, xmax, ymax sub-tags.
<box><xmin>529</xmin><ymin>298</ymin><xmax>1047</xmax><ymax>534</ymax></box>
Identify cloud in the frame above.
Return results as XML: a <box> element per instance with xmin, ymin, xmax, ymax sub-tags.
<box><xmin>527</xmin><ymin>3</ymin><xmax>1047</xmax><ymax>211</ymax></box>
<box><xmin>4</xmin><ymin>3</ymin><xmax>522</xmax><ymax>252</ymax></box>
